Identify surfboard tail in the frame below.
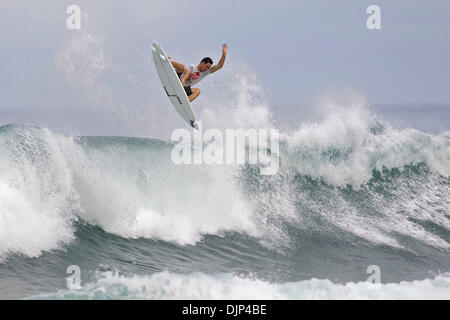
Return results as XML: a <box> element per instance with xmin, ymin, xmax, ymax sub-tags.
<box><xmin>190</xmin><ymin>121</ymin><xmax>199</xmax><ymax>130</ymax></box>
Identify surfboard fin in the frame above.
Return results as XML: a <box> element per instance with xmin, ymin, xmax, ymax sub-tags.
<box><xmin>191</xmin><ymin>121</ymin><xmax>199</xmax><ymax>130</ymax></box>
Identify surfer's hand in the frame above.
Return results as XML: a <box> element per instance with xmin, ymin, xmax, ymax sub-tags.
<box><xmin>181</xmin><ymin>80</ymin><xmax>186</xmax><ymax>86</ymax></box>
<box><xmin>222</xmin><ymin>43</ymin><xmax>228</xmax><ymax>54</ymax></box>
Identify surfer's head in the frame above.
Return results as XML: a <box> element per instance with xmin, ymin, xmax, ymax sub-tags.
<box><xmin>199</xmin><ymin>57</ymin><xmax>213</xmax><ymax>72</ymax></box>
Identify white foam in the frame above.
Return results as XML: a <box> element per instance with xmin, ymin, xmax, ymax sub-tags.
<box><xmin>0</xmin><ymin>126</ymin><xmax>79</xmax><ymax>258</ymax></box>
<box><xmin>0</xmin><ymin>182</ymin><xmax>73</xmax><ymax>258</ymax></box>
<box><xmin>71</xmin><ymin>148</ymin><xmax>261</xmax><ymax>245</ymax></box>
<box><xmin>274</xmin><ymin>97</ymin><xmax>450</xmax><ymax>249</ymax></box>
<box><xmin>282</xmin><ymin>98</ymin><xmax>450</xmax><ymax>187</ymax></box>
<box><xmin>32</xmin><ymin>271</ymin><xmax>450</xmax><ymax>300</ymax></box>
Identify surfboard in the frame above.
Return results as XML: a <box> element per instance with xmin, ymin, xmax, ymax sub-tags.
<box><xmin>151</xmin><ymin>41</ymin><xmax>198</xmax><ymax>130</ymax></box>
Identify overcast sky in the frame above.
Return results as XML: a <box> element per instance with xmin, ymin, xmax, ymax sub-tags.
<box><xmin>1</xmin><ymin>0</ymin><xmax>449</xmax><ymax>136</ymax></box>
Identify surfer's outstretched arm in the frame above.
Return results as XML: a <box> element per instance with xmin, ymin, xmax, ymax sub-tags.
<box><xmin>209</xmin><ymin>43</ymin><xmax>227</xmax><ymax>74</ymax></box>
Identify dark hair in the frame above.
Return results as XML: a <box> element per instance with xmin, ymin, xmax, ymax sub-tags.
<box><xmin>201</xmin><ymin>57</ymin><xmax>213</xmax><ymax>65</ymax></box>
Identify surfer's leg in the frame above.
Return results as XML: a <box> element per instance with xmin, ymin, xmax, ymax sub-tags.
<box><xmin>188</xmin><ymin>88</ymin><xmax>201</xmax><ymax>102</ymax></box>
<box><xmin>170</xmin><ymin>61</ymin><xmax>185</xmax><ymax>73</ymax></box>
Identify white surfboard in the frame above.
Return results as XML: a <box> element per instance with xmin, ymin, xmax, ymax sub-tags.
<box><xmin>151</xmin><ymin>41</ymin><xmax>198</xmax><ymax>130</ymax></box>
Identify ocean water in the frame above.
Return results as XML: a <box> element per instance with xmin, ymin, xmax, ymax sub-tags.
<box><xmin>0</xmin><ymin>103</ymin><xmax>449</xmax><ymax>299</ymax></box>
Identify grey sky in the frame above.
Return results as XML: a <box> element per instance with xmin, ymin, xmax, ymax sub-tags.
<box><xmin>0</xmin><ymin>1</ymin><xmax>449</xmax><ymax>136</ymax></box>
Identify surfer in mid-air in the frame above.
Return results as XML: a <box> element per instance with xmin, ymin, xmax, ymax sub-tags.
<box><xmin>169</xmin><ymin>43</ymin><xmax>228</xmax><ymax>102</ymax></box>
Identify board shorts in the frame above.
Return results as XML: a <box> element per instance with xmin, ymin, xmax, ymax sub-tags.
<box><xmin>177</xmin><ymin>72</ymin><xmax>193</xmax><ymax>96</ymax></box>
